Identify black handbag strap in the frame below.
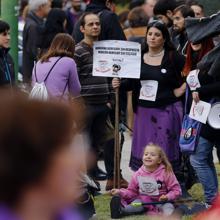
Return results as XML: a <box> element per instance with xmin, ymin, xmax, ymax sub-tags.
<box><xmin>184</xmin><ymin>85</ymin><xmax>189</xmax><ymax>114</ymax></box>
<box><xmin>34</xmin><ymin>57</ymin><xmax>62</xmax><ymax>83</ymax></box>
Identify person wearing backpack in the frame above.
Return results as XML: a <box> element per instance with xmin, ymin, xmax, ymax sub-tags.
<box><xmin>31</xmin><ymin>33</ymin><xmax>81</xmax><ymax>101</ymax></box>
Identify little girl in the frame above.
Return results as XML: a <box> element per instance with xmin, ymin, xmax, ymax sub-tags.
<box><xmin>110</xmin><ymin>143</ymin><xmax>181</xmax><ymax>218</ymax></box>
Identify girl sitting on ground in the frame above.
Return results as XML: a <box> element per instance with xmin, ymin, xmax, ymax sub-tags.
<box><xmin>110</xmin><ymin>143</ymin><xmax>181</xmax><ymax>218</ymax></box>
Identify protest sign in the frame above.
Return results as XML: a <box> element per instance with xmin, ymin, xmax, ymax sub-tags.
<box><xmin>92</xmin><ymin>40</ymin><xmax>141</xmax><ymax>79</ymax></box>
<box><xmin>189</xmin><ymin>100</ymin><xmax>211</xmax><ymax>124</ymax></box>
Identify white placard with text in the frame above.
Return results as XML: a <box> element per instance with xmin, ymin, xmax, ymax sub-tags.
<box><xmin>139</xmin><ymin>80</ymin><xmax>158</xmax><ymax>102</ymax></box>
<box><xmin>92</xmin><ymin>40</ymin><xmax>141</xmax><ymax>79</ymax></box>
<box><xmin>189</xmin><ymin>100</ymin><xmax>211</xmax><ymax>124</ymax></box>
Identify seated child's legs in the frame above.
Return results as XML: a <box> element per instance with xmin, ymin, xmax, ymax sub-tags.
<box><xmin>123</xmin><ymin>199</ymin><xmax>145</xmax><ymax>214</ymax></box>
<box><xmin>157</xmin><ymin>203</ymin><xmax>175</xmax><ymax>216</ymax></box>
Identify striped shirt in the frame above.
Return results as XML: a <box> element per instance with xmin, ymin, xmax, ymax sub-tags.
<box><xmin>74</xmin><ymin>41</ymin><xmax>113</xmax><ymax>104</ymax></box>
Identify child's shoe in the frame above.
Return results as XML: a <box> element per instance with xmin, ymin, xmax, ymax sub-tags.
<box><xmin>110</xmin><ymin>196</ymin><xmax>123</xmax><ymax>219</ymax></box>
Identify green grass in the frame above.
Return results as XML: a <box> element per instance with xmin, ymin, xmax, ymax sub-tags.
<box><xmin>94</xmin><ymin>192</ymin><xmax>197</xmax><ymax>220</ymax></box>
<box><xmin>94</xmin><ymin>164</ymin><xmax>220</xmax><ymax>219</ymax></box>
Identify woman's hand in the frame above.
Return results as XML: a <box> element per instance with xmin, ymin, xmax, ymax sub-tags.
<box><xmin>173</xmin><ymin>82</ymin><xmax>186</xmax><ymax>98</ymax></box>
<box><xmin>159</xmin><ymin>194</ymin><xmax>168</xmax><ymax>201</ymax></box>
<box><xmin>112</xmin><ymin>78</ymin><xmax>121</xmax><ymax>89</ymax></box>
<box><xmin>192</xmin><ymin>91</ymin><xmax>200</xmax><ymax>103</ymax></box>
<box><xmin>111</xmin><ymin>188</ymin><xmax>120</xmax><ymax>195</ymax></box>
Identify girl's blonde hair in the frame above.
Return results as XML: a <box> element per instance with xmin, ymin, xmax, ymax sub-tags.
<box><xmin>144</xmin><ymin>143</ymin><xmax>173</xmax><ymax>173</ymax></box>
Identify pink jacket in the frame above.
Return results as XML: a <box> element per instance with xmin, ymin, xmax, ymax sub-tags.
<box><xmin>119</xmin><ymin>164</ymin><xmax>181</xmax><ymax>206</ymax></box>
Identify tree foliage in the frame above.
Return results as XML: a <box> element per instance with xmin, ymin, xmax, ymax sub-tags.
<box><xmin>115</xmin><ymin>0</ymin><xmax>220</xmax><ymax>15</ymax></box>
<box><xmin>198</xmin><ymin>0</ymin><xmax>220</xmax><ymax>15</ymax></box>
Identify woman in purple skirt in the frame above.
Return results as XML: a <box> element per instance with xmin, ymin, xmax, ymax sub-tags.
<box><xmin>113</xmin><ymin>20</ymin><xmax>186</xmax><ymax>172</ymax></box>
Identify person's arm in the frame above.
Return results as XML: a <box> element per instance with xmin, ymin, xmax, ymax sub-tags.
<box><xmin>68</xmin><ymin>60</ymin><xmax>81</xmax><ymax>97</ymax></box>
<box><xmin>26</xmin><ymin>25</ymin><xmax>39</xmax><ymax>60</ymax></box>
<box><xmin>118</xmin><ymin>172</ymin><xmax>139</xmax><ymax>200</ymax></box>
<box><xmin>172</xmin><ymin>51</ymin><xmax>186</xmax><ymax>86</ymax></box>
<box><xmin>196</xmin><ymin>81</ymin><xmax>220</xmax><ymax>97</ymax></box>
<box><xmin>163</xmin><ymin>171</ymin><xmax>182</xmax><ymax>201</ymax></box>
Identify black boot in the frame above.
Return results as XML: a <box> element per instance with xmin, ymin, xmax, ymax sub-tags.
<box><xmin>110</xmin><ymin>196</ymin><xmax>123</xmax><ymax>219</ymax></box>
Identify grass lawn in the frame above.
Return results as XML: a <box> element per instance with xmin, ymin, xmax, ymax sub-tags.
<box><xmin>94</xmin><ymin>164</ymin><xmax>220</xmax><ymax>220</ymax></box>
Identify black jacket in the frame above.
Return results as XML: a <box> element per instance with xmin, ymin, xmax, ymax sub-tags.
<box><xmin>171</xmin><ymin>31</ymin><xmax>188</xmax><ymax>56</ymax></box>
<box><xmin>22</xmin><ymin>11</ymin><xmax>44</xmax><ymax>83</ymax></box>
<box><xmin>0</xmin><ymin>48</ymin><xmax>15</xmax><ymax>86</ymax></box>
<box><xmin>73</xmin><ymin>3</ymin><xmax>126</xmax><ymax>43</ymax></box>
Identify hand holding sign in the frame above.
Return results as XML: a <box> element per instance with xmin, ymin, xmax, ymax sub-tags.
<box><xmin>186</xmin><ymin>69</ymin><xmax>201</xmax><ymax>91</ymax></box>
<box><xmin>112</xmin><ymin>78</ymin><xmax>121</xmax><ymax>89</ymax></box>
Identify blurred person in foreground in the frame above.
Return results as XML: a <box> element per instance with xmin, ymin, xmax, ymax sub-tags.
<box><xmin>0</xmin><ymin>20</ymin><xmax>15</xmax><ymax>87</ymax></box>
<box><xmin>0</xmin><ymin>92</ymin><xmax>84</xmax><ymax>220</ymax></box>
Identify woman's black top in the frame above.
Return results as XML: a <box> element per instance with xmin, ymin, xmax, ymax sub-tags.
<box><xmin>120</xmin><ymin>50</ymin><xmax>185</xmax><ymax>112</ymax></box>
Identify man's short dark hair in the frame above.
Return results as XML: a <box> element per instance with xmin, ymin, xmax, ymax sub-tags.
<box><xmin>129</xmin><ymin>0</ymin><xmax>145</xmax><ymax>10</ymax></box>
<box><xmin>153</xmin><ymin>0</ymin><xmax>178</xmax><ymax>16</ymax></box>
<box><xmin>79</xmin><ymin>12</ymin><xmax>100</xmax><ymax>27</ymax></box>
<box><xmin>128</xmin><ymin>6</ymin><xmax>149</xmax><ymax>27</ymax></box>
<box><xmin>189</xmin><ymin>1</ymin><xmax>204</xmax><ymax>10</ymax></box>
<box><xmin>90</xmin><ymin>0</ymin><xmax>114</xmax><ymax>4</ymax></box>
<box><xmin>0</xmin><ymin>20</ymin><xmax>10</xmax><ymax>34</ymax></box>
<box><xmin>173</xmin><ymin>4</ymin><xmax>195</xmax><ymax>18</ymax></box>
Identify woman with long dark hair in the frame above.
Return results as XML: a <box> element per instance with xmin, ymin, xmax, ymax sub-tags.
<box><xmin>113</xmin><ymin>21</ymin><xmax>186</xmax><ymax>173</ymax></box>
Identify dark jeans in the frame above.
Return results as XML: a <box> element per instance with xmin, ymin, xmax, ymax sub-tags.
<box><xmin>104</xmin><ymin>138</ymin><xmax>115</xmax><ymax>179</ymax></box>
<box><xmin>86</xmin><ymin>104</ymin><xmax>124</xmax><ymax>179</ymax></box>
<box><xmin>86</xmin><ymin>104</ymin><xmax>110</xmax><ymax>153</ymax></box>
<box><xmin>86</xmin><ymin>104</ymin><xmax>115</xmax><ymax>178</ymax></box>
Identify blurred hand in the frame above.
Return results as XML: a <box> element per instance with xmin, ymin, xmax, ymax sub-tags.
<box><xmin>111</xmin><ymin>188</ymin><xmax>120</xmax><ymax>195</ymax></box>
<box><xmin>173</xmin><ymin>82</ymin><xmax>186</xmax><ymax>98</ymax></box>
<box><xmin>159</xmin><ymin>194</ymin><xmax>168</xmax><ymax>201</ymax></box>
<box><xmin>112</xmin><ymin>78</ymin><xmax>120</xmax><ymax>89</ymax></box>
<box><xmin>192</xmin><ymin>91</ymin><xmax>200</xmax><ymax>103</ymax></box>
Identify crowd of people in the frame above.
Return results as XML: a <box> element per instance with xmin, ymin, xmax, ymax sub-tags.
<box><xmin>0</xmin><ymin>0</ymin><xmax>220</xmax><ymax>219</ymax></box>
